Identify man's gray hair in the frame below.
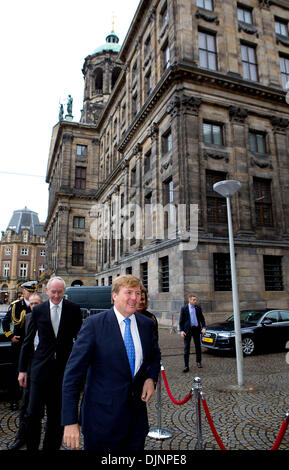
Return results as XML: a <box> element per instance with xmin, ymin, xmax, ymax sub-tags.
<box><xmin>46</xmin><ymin>276</ymin><xmax>66</xmax><ymax>290</ymax></box>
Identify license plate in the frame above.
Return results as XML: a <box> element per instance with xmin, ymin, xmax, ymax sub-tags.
<box><xmin>202</xmin><ymin>337</ymin><xmax>213</xmax><ymax>343</ymax></box>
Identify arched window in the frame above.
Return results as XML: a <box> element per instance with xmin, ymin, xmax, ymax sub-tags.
<box><xmin>111</xmin><ymin>67</ymin><xmax>121</xmax><ymax>89</ymax></box>
<box><xmin>71</xmin><ymin>279</ymin><xmax>83</xmax><ymax>286</ymax></box>
<box><xmin>94</xmin><ymin>68</ymin><xmax>103</xmax><ymax>94</ymax></box>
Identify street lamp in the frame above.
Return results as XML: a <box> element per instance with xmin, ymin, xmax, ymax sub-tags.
<box><xmin>213</xmin><ymin>180</ymin><xmax>243</xmax><ymax>387</ymax></box>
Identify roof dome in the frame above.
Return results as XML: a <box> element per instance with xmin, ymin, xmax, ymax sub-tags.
<box><xmin>7</xmin><ymin>207</ymin><xmax>44</xmax><ymax>236</ymax></box>
<box><xmin>93</xmin><ymin>31</ymin><xmax>121</xmax><ymax>54</ymax></box>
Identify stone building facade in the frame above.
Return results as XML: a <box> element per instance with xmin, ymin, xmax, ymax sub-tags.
<box><xmin>46</xmin><ymin>0</ymin><xmax>289</xmax><ymax>324</ymax></box>
<box><xmin>0</xmin><ymin>208</ymin><xmax>46</xmax><ymax>302</ymax></box>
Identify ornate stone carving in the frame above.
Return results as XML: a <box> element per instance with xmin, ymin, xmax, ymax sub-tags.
<box><xmin>251</xmin><ymin>157</ymin><xmax>273</xmax><ymax>169</ymax></box>
<box><xmin>229</xmin><ymin>105</ymin><xmax>248</xmax><ymax>123</ymax></box>
<box><xmin>204</xmin><ymin>151</ymin><xmax>229</xmax><ymax>162</ymax></box>
<box><xmin>166</xmin><ymin>95</ymin><xmax>202</xmax><ymax>118</ymax></box>
<box><xmin>195</xmin><ymin>10</ymin><xmax>219</xmax><ymax>25</ymax></box>
<box><xmin>276</xmin><ymin>35</ymin><xmax>289</xmax><ymax>48</ymax></box>
<box><xmin>147</xmin><ymin>122</ymin><xmax>159</xmax><ymax>141</ymax></box>
<box><xmin>258</xmin><ymin>0</ymin><xmax>271</xmax><ymax>9</ymax></box>
<box><xmin>270</xmin><ymin>116</ymin><xmax>289</xmax><ymax>132</ymax></box>
<box><xmin>238</xmin><ymin>22</ymin><xmax>259</xmax><ymax>37</ymax></box>
<box><xmin>133</xmin><ymin>143</ymin><xmax>142</xmax><ymax>155</ymax></box>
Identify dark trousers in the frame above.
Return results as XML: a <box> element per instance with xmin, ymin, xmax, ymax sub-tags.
<box><xmin>25</xmin><ymin>376</ymin><xmax>63</xmax><ymax>450</ymax></box>
<box><xmin>184</xmin><ymin>326</ymin><xmax>202</xmax><ymax>366</ymax></box>
<box><xmin>8</xmin><ymin>343</ymin><xmax>22</xmax><ymax>404</ymax></box>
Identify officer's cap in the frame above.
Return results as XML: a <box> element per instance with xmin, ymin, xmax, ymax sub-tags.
<box><xmin>21</xmin><ymin>281</ymin><xmax>38</xmax><ymax>292</ymax></box>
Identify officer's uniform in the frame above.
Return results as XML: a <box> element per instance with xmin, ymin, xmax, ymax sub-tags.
<box><xmin>2</xmin><ymin>281</ymin><xmax>37</xmax><ymax>409</ymax></box>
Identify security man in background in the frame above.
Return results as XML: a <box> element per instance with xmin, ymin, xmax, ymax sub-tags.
<box><xmin>2</xmin><ymin>281</ymin><xmax>38</xmax><ymax>410</ymax></box>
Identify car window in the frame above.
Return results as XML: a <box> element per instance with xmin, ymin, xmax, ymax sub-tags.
<box><xmin>264</xmin><ymin>311</ymin><xmax>280</xmax><ymax>323</ymax></box>
<box><xmin>280</xmin><ymin>310</ymin><xmax>289</xmax><ymax>322</ymax></box>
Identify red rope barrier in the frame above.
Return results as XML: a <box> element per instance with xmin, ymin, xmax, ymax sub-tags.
<box><xmin>271</xmin><ymin>414</ymin><xmax>289</xmax><ymax>451</ymax></box>
<box><xmin>161</xmin><ymin>369</ymin><xmax>192</xmax><ymax>405</ymax></box>
<box><xmin>202</xmin><ymin>396</ymin><xmax>289</xmax><ymax>451</ymax></box>
<box><xmin>201</xmin><ymin>398</ymin><xmax>227</xmax><ymax>450</ymax></box>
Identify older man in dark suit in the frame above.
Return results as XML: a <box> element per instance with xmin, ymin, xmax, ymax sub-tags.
<box><xmin>18</xmin><ymin>276</ymin><xmax>82</xmax><ymax>450</ymax></box>
<box><xmin>179</xmin><ymin>295</ymin><xmax>206</xmax><ymax>371</ymax></box>
<box><xmin>62</xmin><ymin>274</ymin><xmax>161</xmax><ymax>451</ymax></box>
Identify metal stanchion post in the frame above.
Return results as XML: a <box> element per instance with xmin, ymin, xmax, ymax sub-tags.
<box><xmin>193</xmin><ymin>376</ymin><xmax>203</xmax><ymax>450</ymax></box>
<box><xmin>170</xmin><ymin>313</ymin><xmax>177</xmax><ymax>334</ymax></box>
<box><xmin>148</xmin><ymin>365</ymin><xmax>173</xmax><ymax>439</ymax></box>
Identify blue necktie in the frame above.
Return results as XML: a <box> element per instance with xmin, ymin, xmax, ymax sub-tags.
<box><xmin>123</xmin><ymin>318</ymin><xmax>135</xmax><ymax>377</ymax></box>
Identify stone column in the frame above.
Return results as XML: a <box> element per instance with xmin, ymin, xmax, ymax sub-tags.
<box><xmin>228</xmin><ymin>105</ymin><xmax>253</xmax><ymax>236</ymax></box>
<box><xmin>270</xmin><ymin>116</ymin><xmax>289</xmax><ymax>237</ymax></box>
<box><xmin>56</xmin><ymin>205</ymin><xmax>69</xmax><ymax>273</ymax></box>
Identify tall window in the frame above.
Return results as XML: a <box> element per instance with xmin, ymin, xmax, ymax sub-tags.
<box><xmin>75</xmin><ymin>167</ymin><xmax>86</xmax><ymax>189</ymax></box>
<box><xmin>249</xmin><ymin>131</ymin><xmax>267</xmax><ymax>154</ymax></box>
<box><xmin>76</xmin><ymin>145</ymin><xmax>87</xmax><ymax>159</ymax></box>
<box><xmin>144</xmin><ymin>150</ymin><xmax>152</xmax><ymax>173</ymax></box>
<box><xmin>39</xmin><ymin>264</ymin><xmax>45</xmax><ymax>275</ymax></box>
<box><xmin>206</xmin><ymin>170</ymin><xmax>227</xmax><ymax>224</ymax></box>
<box><xmin>275</xmin><ymin>19</ymin><xmax>289</xmax><ymax>37</ymax></box>
<box><xmin>72</xmin><ymin>241</ymin><xmax>84</xmax><ymax>266</ymax></box>
<box><xmin>198</xmin><ymin>31</ymin><xmax>217</xmax><ymax>71</ymax></box>
<box><xmin>203</xmin><ymin>122</ymin><xmax>223</xmax><ymax>145</ymax></box>
<box><xmin>73</xmin><ymin>216</ymin><xmax>85</xmax><ymax>229</ymax></box>
<box><xmin>19</xmin><ymin>263</ymin><xmax>28</xmax><ymax>278</ymax></box>
<box><xmin>263</xmin><ymin>256</ymin><xmax>283</xmax><ymax>291</ymax></box>
<box><xmin>162</xmin><ymin>129</ymin><xmax>172</xmax><ymax>155</ymax></box>
<box><xmin>241</xmin><ymin>44</ymin><xmax>258</xmax><ymax>81</ymax></box>
<box><xmin>140</xmin><ymin>262</ymin><xmax>148</xmax><ymax>290</ymax></box>
<box><xmin>132</xmin><ymin>93</ymin><xmax>138</xmax><ymax>117</ymax></box>
<box><xmin>5</xmin><ymin>247</ymin><xmax>11</xmax><ymax>256</ymax></box>
<box><xmin>253</xmin><ymin>178</ymin><xmax>273</xmax><ymax>227</ymax></box>
<box><xmin>213</xmin><ymin>253</ymin><xmax>231</xmax><ymax>291</ymax></box>
<box><xmin>160</xmin><ymin>2</ymin><xmax>168</xmax><ymax>28</ymax></box>
<box><xmin>3</xmin><ymin>263</ymin><xmax>9</xmax><ymax>278</ymax></box>
<box><xmin>145</xmin><ymin>70</ymin><xmax>152</xmax><ymax>98</ymax></box>
<box><xmin>237</xmin><ymin>6</ymin><xmax>253</xmax><ymax>24</ymax></box>
<box><xmin>279</xmin><ymin>55</ymin><xmax>289</xmax><ymax>89</ymax></box>
<box><xmin>162</xmin><ymin>41</ymin><xmax>170</xmax><ymax>71</ymax></box>
<box><xmin>159</xmin><ymin>256</ymin><xmax>169</xmax><ymax>292</ymax></box>
<box><xmin>196</xmin><ymin>0</ymin><xmax>213</xmax><ymax>11</ymax></box>
<box><xmin>21</xmin><ymin>248</ymin><xmax>29</xmax><ymax>256</ymax></box>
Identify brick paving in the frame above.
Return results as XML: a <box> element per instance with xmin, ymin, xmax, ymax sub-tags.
<box><xmin>0</xmin><ymin>327</ymin><xmax>288</xmax><ymax>451</ymax></box>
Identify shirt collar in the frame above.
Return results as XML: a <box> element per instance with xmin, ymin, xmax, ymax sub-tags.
<box><xmin>113</xmin><ymin>306</ymin><xmax>135</xmax><ymax>325</ymax></box>
<box><xmin>49</xmin><ymin>299</ymin><xmax>63</xmax><ymax>310</ymax></box>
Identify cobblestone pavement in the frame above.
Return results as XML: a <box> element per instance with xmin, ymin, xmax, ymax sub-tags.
<box><xmin>0</xmin><ymin>327</ymin><xmax>288</xmax><ymax>452</ymax></box>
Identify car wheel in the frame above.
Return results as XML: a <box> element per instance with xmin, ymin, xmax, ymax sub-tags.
<box><xmin>242</xmin><ymin>336</ymin><xmax>255</xmax><ymax>356</ymax></box>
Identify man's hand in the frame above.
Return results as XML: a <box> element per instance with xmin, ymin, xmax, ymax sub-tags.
<box><xmin>180</xmin><ymin>331</ymin><xmax>186</xmax><ymax>338</ymax></box>
<box><xmin>63</xmin><ymin>424</ymin><xmax>80</xmax><ymax>450</ymax></box>
<box><xmin>11</xmin><ymin>335</ymin><xmax>20</xmax><ymax>344</ymax></box>
<box><xmin>141</xmin><ymin>378</ymin><xmax>155</xmax><ymax>403</ymax></box>
<box><xmin>18</xmin><ymin>372</ymin><xmax>27</xmax><ymax>388</ymax></box>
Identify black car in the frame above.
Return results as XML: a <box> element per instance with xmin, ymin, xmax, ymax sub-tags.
<box><xmin>201</xmin><ymin>309</ymin><xmax>289</xmax><ymax>356</ymax></box>
<box><xmin>0</xmin><ymin>312</ymin><xmax>13</xmax><ymax>388</ymax></box>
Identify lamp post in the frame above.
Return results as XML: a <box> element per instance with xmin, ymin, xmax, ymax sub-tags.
<box><xmin>213</xmin><ymin>180</ymin><xmax>243</xmax><ymax>387</ymax></box>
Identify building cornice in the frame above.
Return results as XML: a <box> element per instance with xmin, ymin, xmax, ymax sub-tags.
<box><xmin>117</xmin><ymin>61</ymin><xmax>286</xmax><ymax>154</ymax></box>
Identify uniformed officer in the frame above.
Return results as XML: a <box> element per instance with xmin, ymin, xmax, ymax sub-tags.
<box><xmin>2</xmin><ymin>281</ymin><xmax>37</xmax><ymax>410</ymax></box>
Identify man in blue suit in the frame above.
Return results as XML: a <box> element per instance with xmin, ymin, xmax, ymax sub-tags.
<box><xmin>179</xmin><ymin>295</ymin><xmax>206</xmax><ymax>371</ymax></box>
<box><xmin>62</xmin><ymin>274</ymin><xmax>161</xmax><ymax>451</ymax></box>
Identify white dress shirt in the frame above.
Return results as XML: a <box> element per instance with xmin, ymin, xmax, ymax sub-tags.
<box><xmin>113</xmin><ymin>307</ymin><xmax>143</xmax><ymax>375</ymax></box>
<box><xmin>49</xmin><ymin>299</ymin><xmax>63</xmax><ymax>335</ymax></box>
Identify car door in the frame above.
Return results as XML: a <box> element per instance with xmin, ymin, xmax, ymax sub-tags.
<box><xmin>259</xmin><ymin>310</ymin><xmax>281</xmax><ymax>351</ymax></box>
<box><xmin>279</xmin><ymin>310</ymin><xmax>289</xmax><ymax>349</ymax></box>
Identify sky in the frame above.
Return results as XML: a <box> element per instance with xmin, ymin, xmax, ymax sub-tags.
<box><xmin>0</xmin><ymin>0</ymin><xmax>140</xmax><ymax>233</ymax></box>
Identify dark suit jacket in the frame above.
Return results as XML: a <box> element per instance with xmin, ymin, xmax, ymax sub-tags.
<box><xmin>19</xmin><ymin>299</ymin><xmax>82</xmax><ymax>384</ymax></box>
<box><xmin>61</xmin><ymin>308</ymin><xmax>161</xmax><ymax>450</ymax></box>
<box><xmin>179</xmin><ymin>304</ymin><xmax>206</xmax><ymax>336</ymax></box>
